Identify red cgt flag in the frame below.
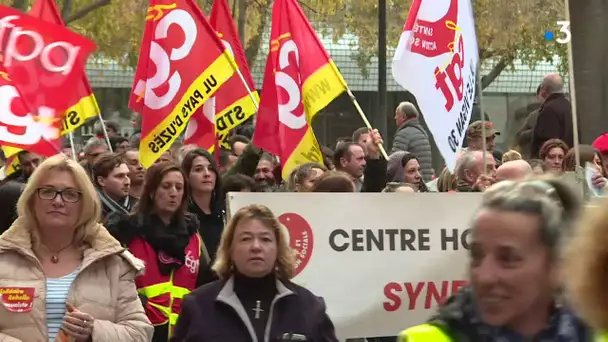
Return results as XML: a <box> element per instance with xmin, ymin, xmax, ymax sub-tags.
<box><xmin>208</xmin><ymin>0</ymin><xmax>258</xmax><ymax>147</ymax></box>
<box><xmin>253</xmin><ymin>0</ymin><xmax>347</xmax><ymax>180</ymax></box>
<box><xmin>29</xmin><ymin>0</ymin><xmax>101</xmax><ymax>136</ymax></box>
<box><xmin>129</xmin><ymin>0</ymin><xmax>236</xmax><ymax>168</ymax></box>
<box><xmin>0</xmin><ymin>5</ymin><xmax>97</xmax><ymax>123</ymax></box>
<box><xmin>185</xmin><ymin>0</ymin><xmax>259</xmax><ymax>150</ymax></box>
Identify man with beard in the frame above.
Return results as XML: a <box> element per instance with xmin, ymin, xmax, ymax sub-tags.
<box><xmin>254</xmin><ymin>153</ymin><xmax>279</xmax><ymax>192</ymax></box>
<box><xmin>92</xmin><ymin>153</ymin><xmax>136</xmax><ymax>221</ymax></box>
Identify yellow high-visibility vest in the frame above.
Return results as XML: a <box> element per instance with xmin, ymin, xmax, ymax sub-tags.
<box><xmin>398</xmin><ymin>324</ymin><xmax>451</xmax><ymax>342</ymax></box>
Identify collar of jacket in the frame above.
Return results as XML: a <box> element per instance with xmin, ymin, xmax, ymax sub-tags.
<box><xmin>0</xmin><ymin>215</ymin><xmax>140</xmax><ymax>273</ymax></box>
<box><xmin>397</xmin><ymin>118</ymin><xmax>420</xmax><ymax>131</ymax></box>
<box><xmin>456</xmin><ymin>179</ymin><xmax>479</xmax><ymax>192</ymax></box>
<box><xmin>216</xmin><ymin>276</ymin><xmax>295</xmax><ymax>341</ymax></box>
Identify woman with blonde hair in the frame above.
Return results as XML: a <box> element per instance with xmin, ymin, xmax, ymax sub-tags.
<box><xmin>0</xmin><ymin>154</ymin><xmax>152</xmax><ymax>341</ymax></box>
<box><xmin>172</xmin><ymin>204</ymin><xmax>338</xmax><ymax>341</ymax></box>
<box><xmin>501</xmin><ymin>149</ymin><xmax>522</xmax><ymax>163</ymax></box>
<box><xmin>399</xmin><ymin>177</ymin><xmax>591</xmax><ymax>341</ymax></box>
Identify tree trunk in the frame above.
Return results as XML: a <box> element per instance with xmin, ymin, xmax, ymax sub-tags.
<box><xmin>237</xmin><ymin>0</ymin><xmax>247</xmax><ymax>44</ymax></box>
<box><xmin>11</xmin><ymin>0</ymin><xmax>27</xmax><ymax>11</ymax></box>
<box><xmin>569</xmin><ymin>0</ymin><xmax>608</xmax><ymax>144</ymax></box>
<box><xmin>481</xmin><ymin>57</ymin><xmax>510</xmax><ymax>90</ymax></box>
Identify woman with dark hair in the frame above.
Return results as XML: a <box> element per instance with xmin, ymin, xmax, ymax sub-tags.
<box><xmin>181</xmin><ymin>148</ymin><xmax>225</xmax><ymax>260</ymax></box>
<box><xmin>401</xmin><ymin>153</ymin><xmax>429</xmax><ymax>192</ymax></box>
<box><xmin>563</xmin><ymin>144</ymin><xmax>607</xmax><ymax>194</ymax></box>
<box><xmin>106</xmin><ymin>163</ymin><xmax>212</xmax><ymax>342</ymax></box>
<box><xmin>539</xmin><ymin>138</ymin><xmax>568</xmax><ymax>173</ymax></box>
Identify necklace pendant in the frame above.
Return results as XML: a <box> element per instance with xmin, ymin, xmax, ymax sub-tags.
<box><xmin>51</xmin><ymin>255</ymin><xmax>59</xmax><ymax>263</ymax></box>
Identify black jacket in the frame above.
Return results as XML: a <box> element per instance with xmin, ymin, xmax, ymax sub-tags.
<box><xmin>0</xmin><ymin>179</ymin><xmax>24</xmax><ymax>235</ymax></box>
<box><xmin>171</xmin><ymin>278</ymin><xmax>338</xmax><ymax>342</ymax></box>
<box><xmin>532</xmin><ymin>93</ymin><xmax>574</xmax><ymax>157</ymax></box>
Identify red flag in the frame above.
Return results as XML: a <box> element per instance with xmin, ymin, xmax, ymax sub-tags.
<box><xmin>0</xmin><ymin>6</ymin><xmax>97</xmax><ymax>121</ymax></box>
<box><xmin>253</xmin><ymin>0</ymin><xmax>347</xmax><ymax>180</ymax></box>
<box><xmin>0</xmin><ymin>68</ymin><xmax>60</xmax><ymax>156</ymax></box>
<box><xmin>184</xmin><ymin>97</ymin><xmax>216</xmax><ymax>151</ymax></box>
<box><xmin>129</xmin><ymin>0</ymin><xmax>236</xmax><ymax>168</ymax></box>
<box><xmin>29</xmin><ymin>0</ymin><xmax>101</xmax><ymax>135</ymax></box>
<box><xmin>184</xmin><ymin>0</ymin><xmax>258</xmax><ymax>150</ymax></box>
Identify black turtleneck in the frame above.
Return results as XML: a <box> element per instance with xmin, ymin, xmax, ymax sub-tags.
<box><xmin>233</xmin><ymin>271</ymin><xmax>277</xmax><ymax>341</ymax></box>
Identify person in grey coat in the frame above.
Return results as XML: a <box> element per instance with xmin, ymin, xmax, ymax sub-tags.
<box><xmin>390</xmin><ymin>101</ymin><xmax>434</xmax><ymax>181</ymax></box>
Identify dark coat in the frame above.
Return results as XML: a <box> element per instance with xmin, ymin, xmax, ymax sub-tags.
<box><xmin>515</xmin><ymin>108</ymin><xmax>541</xmax><ymax>159</ymax></box>
<box><xmin>531</xmin><ymin>93</ymin><xmax>574</xmax><ymax>158</ymax></box>
<box><xmin>171</xmin><ymin>278</ymin><xmax>338</xmax><ymax>342</ymax></box>
<box><xmin>0</xmin><ymin>179</ymin><xmax>24</xmax><ymax>235</ymax></box>
<box><xmin>390</xmin><ymin>118</ymin><xmax>434</xmax><ymax>182</ymax></box>
<box><xmin>360</xmin><ymin>157</ymin><xmax>388</xmax><ymax>193</ymax></box>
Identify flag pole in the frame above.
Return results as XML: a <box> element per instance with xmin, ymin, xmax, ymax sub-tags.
<box><xmin>346</xmin><ymin>89</ymin><xmax>389</xmax><ymax>160</ymax></box>
<box><xmin>476</xmin><ymin>64</ymin><xmax>488</xmax><ymax>176</ymax></box>
<box><xmin>235</xmin><ymin>68</ymin><xmax>259</xmax><ymax>110</ymax></box>
<box><xmin>97</xmin><ymin>115</ymin><xmax>114</xmax><ymax>153</ymax></box>
<box><xmin>68</xmin><ymin>131</ymin><xmax>77</xmax><ymax>161</ymax></box>
<box><xmin>564</xmin><ymin>0</ymin><xmax>580</xmax><ymax>169</ymax></box>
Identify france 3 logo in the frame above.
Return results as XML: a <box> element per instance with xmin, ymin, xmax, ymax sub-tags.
<box><xmin>544</xmin><ymin>21</ymin><xmax>571</xmax><ymax>44</ymax></box>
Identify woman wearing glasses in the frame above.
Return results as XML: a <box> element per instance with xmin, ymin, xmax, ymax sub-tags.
<box><xmin>398</xmin><ymin>178</ymin><xmax>591</xmax><ymax>341</ymax></box>
<box><xmin>0</xmin><ymin>154</ymin><xmax>152</xmax><ymax>342</ymax></box>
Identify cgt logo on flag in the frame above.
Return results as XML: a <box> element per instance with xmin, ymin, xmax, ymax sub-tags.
<box><xmin>392</xmin><ymin>0</ymin><xmax>478</xmax><ymax>172</ymax></box>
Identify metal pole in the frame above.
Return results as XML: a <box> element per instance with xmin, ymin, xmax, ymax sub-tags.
<box><xmin>377</xmin><ymin>0</ymin><xmax>388</xmax><ymax>143</ymax></box>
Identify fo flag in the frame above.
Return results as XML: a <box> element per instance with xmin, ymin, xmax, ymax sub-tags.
<box><xmin>0</xmin><ymin>6</ymin><xmax>97</xmax><ymax>124</ymax></box>
<box><xmin>129</xmin><ymin>0</ymin><xmax>237</xmax><ymax>168</ymax></box>
<box><xmin>184</xmin><ymin>0</ymin><xmax>258</xmax><ymax>150</ymax></box>
<box><xmin>392</xmin><ymin>0</ymin><xmax>478</xmax><ymax>172</ymax></box>
<box><xmin>254</xmin><ymin>0</ymin><xmax>347</xmax><ymax>181</ymax></box>
<box><xmin>30</xmin><ymin>0</ymin><xmax>101</xmax><ymax>136</ymax></box>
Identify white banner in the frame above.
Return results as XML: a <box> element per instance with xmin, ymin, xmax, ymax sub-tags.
<box><xmin>392</xmin><ymin>0</ymin><xmax>479</xmax><ymax>172</ymax></box>
<box><xmin>227</xmin><ymin>193</ymin><xmax>482</xmax><ymax>339</ymax></box>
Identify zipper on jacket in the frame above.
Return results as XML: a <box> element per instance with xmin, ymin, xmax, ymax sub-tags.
<box><xmin>263</xmin><ymin>292</ymin><xmax>292</xmax><ymax>342</ymax></box>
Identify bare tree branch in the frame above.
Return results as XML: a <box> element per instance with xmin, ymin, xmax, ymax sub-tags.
<box><xmin>67</xmin><ymin>0</ymin><xmax>111</xmax><ymax>24</ymax></box>
<box><xmin>10</xmin><ymin>0</ymin><xmax>27</xmax><ymax>11</ymax></box>
<box><xmin>62</xmin><ymin>0</ymin><xmax>73</xmax><ymax>22</ymax></box>
<box><xmin>481</xmin><ymin>57</ymin><xmax>511</xmax><ymax>90</ymax></box>
<box><xmin>231</xmin><ymin>0</ymin><xmax>237</xmax><ymax>19</ymax></box>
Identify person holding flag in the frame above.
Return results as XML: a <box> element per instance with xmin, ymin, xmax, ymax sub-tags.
<box><xmin>253</xmin><ymin>0</ymin><xmax>387</xmax><ymax>191</ymax></box>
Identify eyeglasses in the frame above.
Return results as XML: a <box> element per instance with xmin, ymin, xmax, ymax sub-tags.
<box><xmin>37</xmin><ymin>187</ymin><xmax>82</xmax><ymax>203</ymax></box>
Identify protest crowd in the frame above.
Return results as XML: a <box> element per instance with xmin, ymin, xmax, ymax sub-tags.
<box><xmin>1</xmin><ymin>0</ymin><xmax>608</xmax><ymax>341</ymax></box>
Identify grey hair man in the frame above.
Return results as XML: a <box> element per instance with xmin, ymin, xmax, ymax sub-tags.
<box><xmin>455</xmin><ymin>150</ymin><xmax>496</xmax><ymax>192</ymax></box>
<box><xmin>390</xmin><ymin>101</ymin><xmax>434</xmax><ymax>181</ymax></box>
<box><xmin>531</xmin><ymin>73</ymin><xmax>574</xmax><ymax>157</ymax></box>
<box><xmin>496</xmin><ymin>160</ymin><xmax>533</xmax><ymax>182</ymax></box>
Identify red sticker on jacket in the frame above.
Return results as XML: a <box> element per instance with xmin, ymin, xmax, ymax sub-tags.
<box><xmin>0</xmin><ymin>287</ymin><xmax>34</xmax><ymax>312</ymax></box>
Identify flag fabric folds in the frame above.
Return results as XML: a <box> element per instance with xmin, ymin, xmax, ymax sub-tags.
<box><xmin>253</xmin><ymin>0</ymin><xmax>347</xmax><ymax>180</ymax></box>
<box><xmin>129</xmin><ymin>0</ymin><xmax>237</xmax><ymax>168</ymax></box>
<box><xmin>30</xmin><ymin>0</ymin><xmax>101</xmax><ymax>136</ymax></box>
<box><xmin>184</xmin><ymin>0</ymin><xmax>259</xmax><ymax>150</ymax></box>
<box><xmin>392</xmin><ymin>0</ymin><xmax>479</xmax><ymax>172</ymax></box>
